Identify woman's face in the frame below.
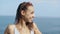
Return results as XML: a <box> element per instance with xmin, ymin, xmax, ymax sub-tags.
<box><xmin>24</xmin><ymin>6</ymin><xmax>34</xmax><ymax>23</ymax></box>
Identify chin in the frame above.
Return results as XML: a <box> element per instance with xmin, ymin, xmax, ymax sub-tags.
<box><xmin>29</xmin><ymin>20</ymin><xmax>33</xmax><ymax>23</ymax></box>
<box><xmin>26</xmin><ymin>20</ymin><xmax>33</xmax><ymax>25</ymax></box>
<box><xmin>26</xmin><ymin>20</ymin><xmax>33</xmax><ymax>23</ymax></box>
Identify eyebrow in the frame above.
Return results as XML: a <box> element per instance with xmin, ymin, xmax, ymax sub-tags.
<box><xmin>31</xmin><ymin>11</ymin><xmax>34</xmax><ymax>14</ymax></box>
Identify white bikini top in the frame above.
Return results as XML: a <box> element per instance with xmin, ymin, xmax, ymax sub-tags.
<box><xmin>14</xmin><ymin>25</ymin><xmax>34</xmax><ymax>34</ymax></box>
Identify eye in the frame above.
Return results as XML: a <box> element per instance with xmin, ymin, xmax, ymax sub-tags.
<box><xmin>31</xmin><ymin>11</ymin><xmax>34</xmax><ymax>14</ymax></box>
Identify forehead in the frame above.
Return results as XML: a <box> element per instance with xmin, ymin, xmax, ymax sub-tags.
<box><xmin>27</xmin><ymin>6</ymin><xmax>34</xmax><ymax>12</ymax></box>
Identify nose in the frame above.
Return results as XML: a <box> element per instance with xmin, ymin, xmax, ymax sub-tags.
<box><xmin>32</xmin><ymin>14</ymin><xmax>34</xmax><ymax>18</ymax></box>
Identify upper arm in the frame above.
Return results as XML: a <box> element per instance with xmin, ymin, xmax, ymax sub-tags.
<box><xmin>4</xmin><ymin>25</ymin><xmax>9</xmax><ymax>34</ymax></box>
<box><xmin>4</xmin><ymin>24</ymin><xmax>14</xmax><ymax>34</ymax></box>
<box><xmin>33</xmin><ymin>23</ymin><xmax>42</xmax><ymax>34</ymax></box>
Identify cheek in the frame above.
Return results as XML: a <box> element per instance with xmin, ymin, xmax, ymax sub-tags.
<box><xmin>25</xmin><ymin>14</ymin><xmax>30</xmax><ymax>18</ymax></box>
<box><xmin>25</xmin><ymin>14</ymin><xmax>31</xmax><ymax>19</ymax></box>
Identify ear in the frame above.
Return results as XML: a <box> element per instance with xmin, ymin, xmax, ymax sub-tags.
<box><xmin>21</xmin><ymin>10</ymin><xmax>25</xmax><ymax>16</ymax></box>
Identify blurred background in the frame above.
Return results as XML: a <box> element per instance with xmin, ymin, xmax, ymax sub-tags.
<box><xmin>0</xmin><ymin>0</ymin><xmax>60</xmax><ymax>34</ymax></box>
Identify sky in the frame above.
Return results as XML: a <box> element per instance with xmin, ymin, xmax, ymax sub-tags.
<box><xmin>0</xmin><ymin>0</ymin><xmax>60</xmax><ymax>17</ymax></box>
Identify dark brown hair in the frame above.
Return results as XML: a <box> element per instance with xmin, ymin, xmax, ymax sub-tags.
<box><xmin>15</xmin><ymin>2</ymin><xmax>33</xmax><ymax>30</ymax></box>
<box><xmin>15</xmin><ymin>2</ymin><xmax>33</xmax><ymax>23</ymax></box>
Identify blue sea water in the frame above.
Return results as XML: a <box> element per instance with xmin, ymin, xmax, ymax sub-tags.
<box><xmin>0</xmin><ymin>16</ymin><xmax>60</xmax><ymax>34</ymax></box>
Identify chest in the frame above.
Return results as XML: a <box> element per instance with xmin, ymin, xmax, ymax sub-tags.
<box><xmin>15</xmin><ymin>26</ymin><xmax>31</xmax><ymax>34</ymax></box>
<box><xmin>20</xmin><ymin>27</ymin><xmax>30</xmax><ymax>34</ymax></box>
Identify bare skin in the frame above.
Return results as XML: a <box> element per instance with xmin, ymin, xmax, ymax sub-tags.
<box><xmin>4</xmin><ymin>19</ymin><xmax>42</xmax><ymax>34</ymax></box>
<box><xmin>4</xmin><ymin>5</ymin><xmax>42</xmax><ymax>34</ymax></box>
<box><xmin>4</xmin><ymin>22</ymin><xmax>42</xmax><ymax>34</ymax></box>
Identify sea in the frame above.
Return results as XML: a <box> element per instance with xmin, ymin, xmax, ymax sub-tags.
<box><xmin>0</xmin><ymin>16</ymin><xmax>60</xmax><ymax>34</ymax></box>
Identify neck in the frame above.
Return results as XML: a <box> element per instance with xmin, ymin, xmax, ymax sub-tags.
<box><xmin>17</xmin><ymin>18</ymin><xmax>26</xmax><ymax>27</ymax></box>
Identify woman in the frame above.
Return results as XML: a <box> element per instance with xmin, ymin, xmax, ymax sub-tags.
<box><xmin>4</xmin><ymin>2</ymin><xmax>42</xmax><ymax>34</ymax></box>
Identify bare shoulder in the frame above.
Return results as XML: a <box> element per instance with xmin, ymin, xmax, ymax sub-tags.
<box><xmin>33</xmin><ymin>22</ymin><xmax>37</xmax><ymax>28</ymax></box>
<box><xmin>4</xmin><ymin>24</ymin><xmax>15</xmax><ymax>34</ymax></box>
<box><xmin>33</xmin><ymin>22</ymin><xmax>42</xmax><ymax>34</ymax></box>
<box><xmin>33</xmin><ymin>22</ymin><xmax>39</xmax><ymax>30</ymax></box>
<box><xmin>8</xmin><ymin>24</ymin><xmax>15</xmax><ymax>30</ymax></box>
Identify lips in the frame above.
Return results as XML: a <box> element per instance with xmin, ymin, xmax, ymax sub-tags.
<box><xmin>30</xmin><ymin>18</ymin><xmax>33</xmax><ymax>21</ymax></box>
<box><xmin>29</xmin><ymin>17</ymin><xmax>34</xmax><ymax>22</ymax></box>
